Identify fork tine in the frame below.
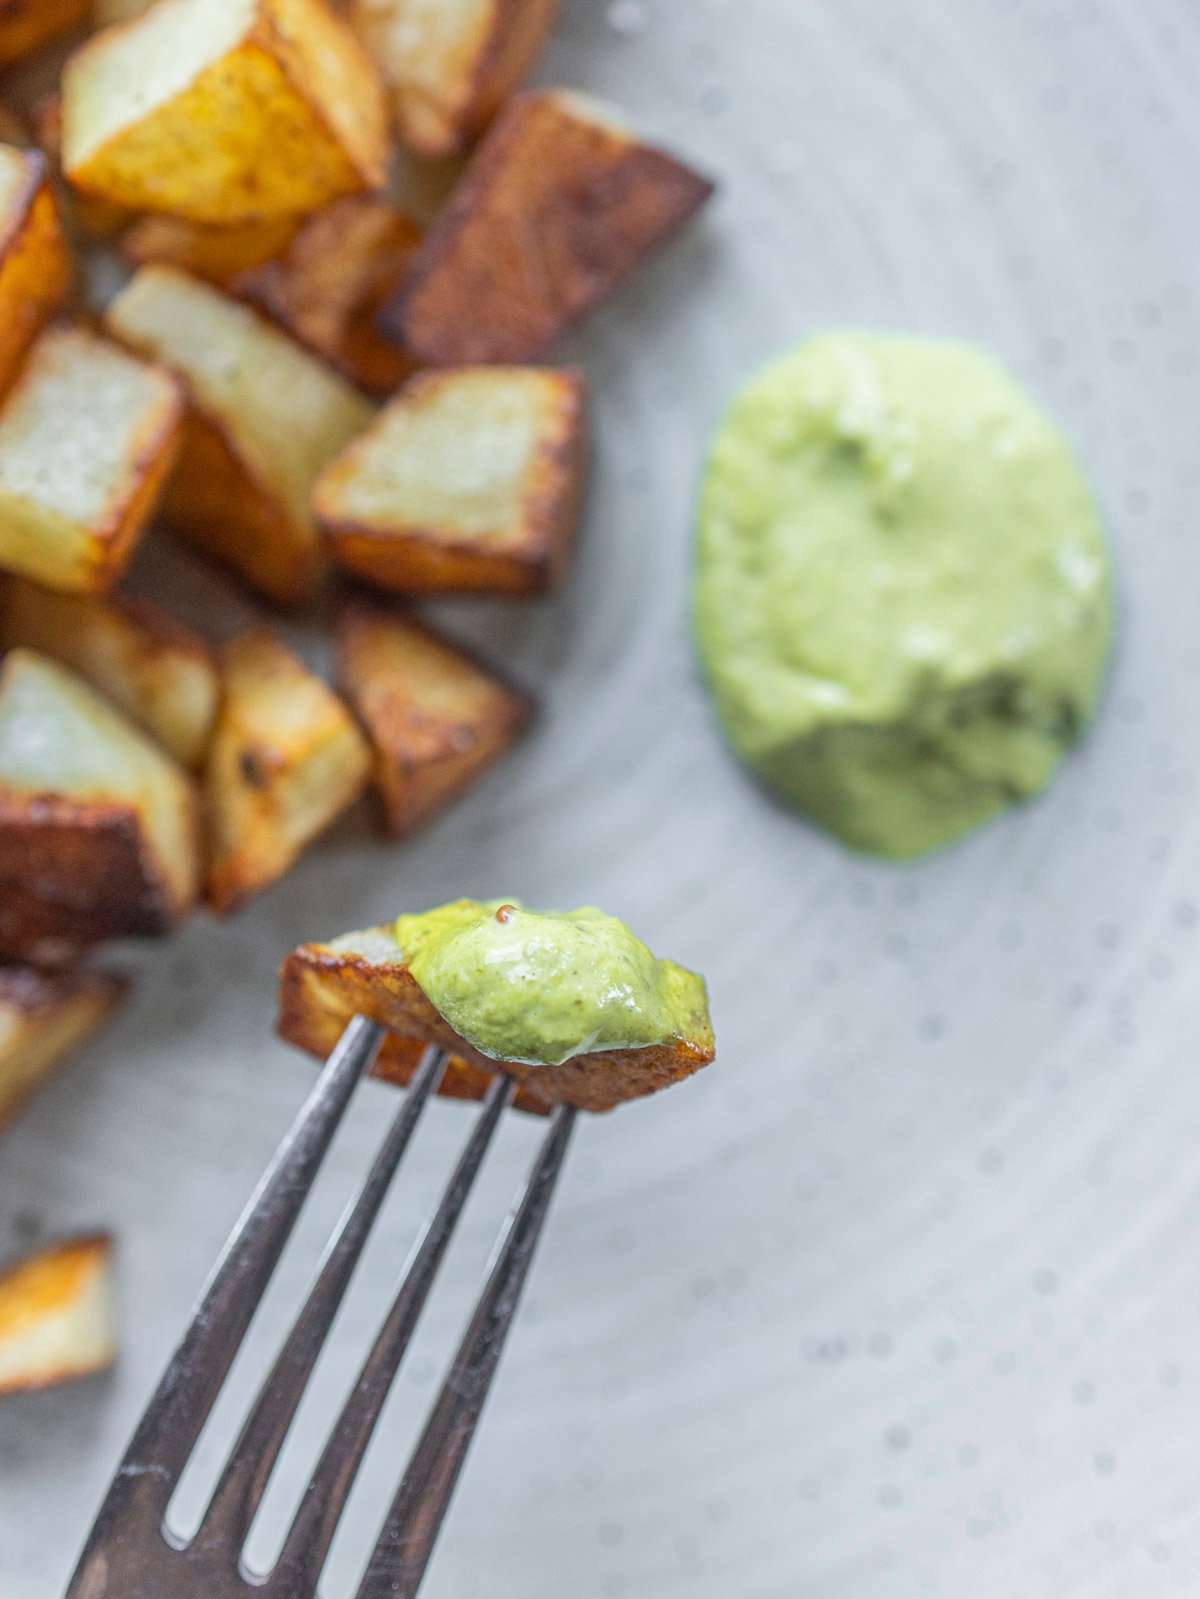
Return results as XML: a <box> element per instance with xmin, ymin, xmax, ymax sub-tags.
<box><xmin>356</xmin><ymin>1103</ymin><xmax>577</xmax><ymax>1599</ymax></box>
<box><xmin>80</xmin><ymin>1016</ymin><xmax>383</xmax><ymax>1538</ymax></box>
<box><xmin>270</xmin><ymin>1071</ymin><xmax>515</xmax><ymax>1593</ymax></box>
<box><xmin>194</xmin><ymin>1043</ymin><xmax>448</xmax><ymax>1555</ymax></box>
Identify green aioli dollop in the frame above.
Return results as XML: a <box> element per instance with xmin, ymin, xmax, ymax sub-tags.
<box><xmin>394</xmin><ymin>899</ymin><xmax>711</xmax><ymax>1067</ymax></box>
<box><xmin>692</xmin><ymin>331</ymin><xmax>1114</xmax><ymax>859</ymax></box>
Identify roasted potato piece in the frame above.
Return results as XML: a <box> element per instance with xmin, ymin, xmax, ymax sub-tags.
<box><xmin>0</xmin><ymin>578</ymin><xmax>219</xmax><ymax>768</ymax></box>
<box><xmin>29</xmin><ymin>93</ymin><xmax>134</xmax><ymax>242</ymax></box>
<box><xmin>106</xmin><ymin>267</ymin><xmax>374</xmax><ymax>605</ymax></box>
<box><xmin>62</xmin><ymin>0</ymin><xmax>389</xmax><ymax>225</ymax></box>
<box><xmin>120</xmin><ymin>213</ymin><xmax>301</xmax><ymax>284</ymax></box>
<box><xmin>0</xmin><ymin>105</ymin><xmax>27</xmax><ymax>147</ymax></box>
<box><xmin>384</xmin><ymin>90</ymin><xmax>715</xmax><ymax>365</ymax></box>
<box><xmin>0</xmin><ymin>650</ymin><xmax>202</xmax><ymax>940</ymax></box>
<box><xmin>232</xmin><ymin>196</ymin><xmax>424</xmax><ymax>393</ymax></box>
<box><xmin>0</xmin><ymin>966</ymin><xmax>128</xmax><ymax>1136</ymax></box>
<box><xmin>0</xmin><ymin>326</ymin><xmax>182</xmax><ymax>595</ymax></box>
<box><xmin>205</xmin><ymin>629</ymin><xmax>371</xmax><ymax>914</ymax></box>
<box><xmin>0</xmin><ymin>146</ymin><xmax>71</xmax><ymax>400</ymax></box>
<box><xmin>0</xmin><ymin>0</ymin><xmax>90</xmax><ymax>70</ymax></box>
<box><xmin>279</xmin><ymin>926</ymin><xmax>715</xmax><ymax>1114</ymax></box>
<box><xmin>0</xmin><ymin>880</ymin><xmax>124</xmax><ymax>966</ymax></box>
<box><xmin>352</xmin><ymin>0</ymin><xmax>558</xmax><ymax>158</ymax></box>
<box><xmin>316</xmin><ymin>366</ymin><xmax>585</xmax><ymax>595</ymax></box>
<box><xmin>335</xmin><ymin>594</ymin><xmax>531</xmax><ymax>835</ymax></box>
<box><xmin>0</xmin><ymin>1234</ymin><xmax>116</xmax><ymax>1397</ymax></box>
<box><xmin>279</xmin><ymin>928</ymin><xmax>552</xmax><ymax>1113</ymax></box>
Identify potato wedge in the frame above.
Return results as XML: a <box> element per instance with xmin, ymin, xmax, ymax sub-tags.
<box><xmin>232</xmin><ymin>196</ymin><xmax>424</xmax><ymax>393</ymax></box>
<box><xmin>0</xmin><ymin>578</ymin><xmax>219</xmax><ymax>768</ymax></box>
<box><xmin>316</xmin><ymin>366</ymin><xmax>585</xmax><ymax>595</ymax></box>
<box><xmin>278</xmin><ymin>928</ymin><xmax>553</xmax><ymax>1113</ymax></box>
<box><xmin>335</xmin><ymin>594</ymin><xmax>531</xmax><ymax>835</ymax></box>
<box><xmin>0</xmin><ymin>650</ymin><xmax>201</xmax><ymax>940</ymax></box>
<box><xmin>29</xmin><ymin>93</ymin><xmax>134</xmax><ymax>242</ymax></box>
<box><xmin>62</xmin><ymin>0</ymin><xmax>389</xmax><ymax>225</ymax></box>
<box><xmin>0</xmin><ymin>0</ymin><xmax>90</xmax><ymax>70</ymax></box>
<box><xmin>0</xmin><ymin>1234</ymin><xmax>116</xmax><ymax>1397</ymax></box>
<box><xmin>120</xmin><ymin>213</ymin><xmax>301</xmax><ymax>285</ymax></box>
<box><xmin>0</xmin><ymin>966</ymin><xmax>128</xmax><ymax>1136</ymax></box>
<box><xmin>352</xmin><ymin>0</ymin><xmax>558</xmax><ymax>158</ymax></box>
<box><xmin>0</xmin><ymin>326</ymin><xmax>182</xmax><ymax>595</ymax></box>
<box><xmin>279</xmin><ymin>926</ymin><xmax>715</xmax><ymax>1113</ymax></box>
<box><xmin>205</xmin><ymin>629</ymin><xmax>371</xmax><ymax>914</ymax></box>
<box><xmin>384</xmin><ymin>90</ymin><xmax>715</xmax><ymax>364</ymax></box>
<box><xmin>106</xmin><ymin>267</ymin><xmax>375</xmax><ymax>605</ymax></box>
<box><xmin>0</xmin><ymin>146</ymin><xmax>71</xmax><ymax>400</ymax></box>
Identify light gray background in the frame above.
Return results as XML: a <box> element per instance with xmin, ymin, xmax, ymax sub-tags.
<box><xmin>4</xmin><ymin>0</ymin><xmax>1200</xmax><ymax>1593</ymax></box>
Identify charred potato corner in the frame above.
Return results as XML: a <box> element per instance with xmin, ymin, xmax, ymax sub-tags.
<box><xmin>0</xmin><ymin>0</ymin><xmax>713</xmax><ymax>1386</ymax></box>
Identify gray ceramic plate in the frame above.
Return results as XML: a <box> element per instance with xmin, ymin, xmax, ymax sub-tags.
<box><xmin>4</xmin><ymin>1</ymin><xmax>1200</xmax><ymax>1594</ymax></box>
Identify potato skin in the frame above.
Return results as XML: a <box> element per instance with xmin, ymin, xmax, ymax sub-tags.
<box><xmin>0</xmin><ymin>151</ymin><xmax>72</xmax><ymax>402</ymax></box>
<box><xmin>279</xmin><ymin>932</ymin><xmax>715</xmax><ymax>1114</ymax></box>
<box><xmin>0</xmin><ymin>0</ymin><xmax>90</xmax><ymax>70</ymax></box>
<box><xmin>334</xmin><ymin>594</ymin><xmax>533</xmax><ymax>835</ymax></box>
<box><xmin>383</xmin><ymin>90</ymin><xmax>716</xmax><ymax>365</ymax></box>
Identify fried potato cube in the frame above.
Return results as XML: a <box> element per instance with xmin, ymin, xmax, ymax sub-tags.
<box><xmin>0</xmin><ymin>650</ymin><xmax>202</xmax><ymax>939</ymax></box>
<box><xmin>94</xmin><ymin>0</ymin><xmax>157</xmax><ymax>21</ymax></box>
<box><xmin>0</xmin><ymin>0</ymin><xmax>90</xmax><ymax>70</ymax></box>
<box><xmin>279</xmin><ymin>926</ymin><xmax>715</xmax><ymax>1113</ymax></box>
<box><xmin>384</xmin><ymin>90</ymin><xmax>715</xmax><ymax>364</ymax></box>
<box><xmin>0</xmin><ymin>966</ymin><xmax>128</xmax><ymax>1136</ymax></box>
<box><xmin>106</xmin><ymin>267</ymin><xmax>375</xmax><ymax>605</ymax></box>
<box><xmin>316</xmin><ymin>366</ymin><xmax>585</xmax><ymax>595</ymax></box>
<box><xmin>232</xmin><ymin>196</ymin><xmax>424</xmax><ymax>393</ymax></box>
<box><xmin>335</xmin><ymin>594</ymin><xmax>531</xmax><ymax>835</ymax></box>
<box><xmin>0</xmin><ymin>327</ymin><xmax>182</xmax><ymax>595</ymax></box>
<box><xmin>0</xmin><ymin>578</ymin><xmax>219</xmax><ymax>768</ymax></box>
<box><xmin>29</xmin><ymin>93</ymin><xmax>134</xmax><ymax>242</ymax></box>
<box><xmin>0</xmin><ymin>146</ymin><xmax>71</xmax><ymax>399</ymax></box>
<box><xmin>62</xmin><ymin>0</ymin><xmax>389</xmax><ymax>225</ymax></box>
<box><xmin>120</xmin><ymin>212</ymin><xmax>301</xmax><ymax>284</ymax></box>
<box><xmin>352</xmin><ymin>0</ymin><xmax>558</xmax><ymax>158</ymax></box>
<box><xmin>0</xmin><ymin>1234</ymin><xmax>116</xmax><ymax>1396</ymax></box>
<box><xmin>205</xmin><ymin>630</ymin><xmax>371</xmax><ymax>914</ymax></box>
<box><xmin>0</xmin><ymin>880</ymin><xmax>126</xmax><ymax>966</ymax></box>
<box><xmin>278</xmin><ymin>928</ymin><xmax>553</xmax><ymax>1113</ymax></box>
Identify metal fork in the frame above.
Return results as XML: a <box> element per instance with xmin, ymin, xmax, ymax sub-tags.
<box><xmin>64</xmin><ymin>1016</ymin><xmax>576</xmax><ymax>1599</ymax></box>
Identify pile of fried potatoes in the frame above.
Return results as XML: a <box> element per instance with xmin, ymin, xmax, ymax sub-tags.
<box><xmin>0</xmin><ymin>0</ymin><xmax>712</xmax><ymax>1390</ymax></box>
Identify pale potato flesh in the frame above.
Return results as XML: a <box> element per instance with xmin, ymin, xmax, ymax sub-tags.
<box><xmin>0</xmin><ymin>1236</ymin><xmax>116</xmax><ymax>1395</ymax></box>
<box><xmin>108</xmin><ymin>267</ymin><xmax>374</xmax><ymax>531</ymax></box>
<box><xmin>0</xmin><ymin>650</ymin><xmax>199</xmax><ymax>914</ymax></box>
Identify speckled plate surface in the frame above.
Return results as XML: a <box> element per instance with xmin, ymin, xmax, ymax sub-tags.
<box><xmin>5</xmin><ymin>2</ymin><xmax>1200</xmax><ymax>1594</ymax></box>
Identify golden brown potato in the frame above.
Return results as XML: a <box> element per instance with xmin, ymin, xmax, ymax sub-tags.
<box><xmin>205</xmin><ymin>629</ymin><xmax>371</xmax><ymax>914</ymax></box>
<box><xmin>0</xmin><ymin>326</ymin><xmax>182</xmax><ymax>595</ymax></box>
<box><xmin>120</xmin><ymin>213</ymin><xmax>302</xmax><ymax>284</ymax></box>
<box><xmin>0</xmin><ymin>650</ymin><xmax>202</xmax><ymax>941</ymax></box>
<box><xmin>29</xmin><ymin>93</ymin><xmax>134</xmax><ymax>242</ymax></box>
<box><xmin>0</xmin><ymin>1234</ymin><xmax>116</xmax><ymax>1397</ymax></box>
<box><xmin>0</xmin><ymin>966</ymin><xmax>128</xmax><ymax>1136</ymax></box>
<box><xmin>93</xmin><ymin>0</ymin><xmax>157</xmax><ymax>20</ymax></box>
<box><xmin>352</xmin><ymin>0</ymin><xmax>558</xmax><ymax>158</ymax></box>
<box><xmin>383</xmin><ymin>90</ymin><xmax>715</xmax><ymax>365</ymax></box>
<box><xmin>0</xmin><ymin>578</ymin><xmax>219</xmax><ymax>769</ymax></box>
<box><xmin>0</xmin><ymin>104</ymin><xmax>28</xmax><ymax>150</ymax></box>
<box><xmin>62</xmin><ymin>0</ymin><xmax>389</xmax><ymax>225</ymax></box>
<box><xmin>335</xmin><ymin>594</ymin><xmax>531</xmax><ymax>836</ymax></box>
<box><xmin>0</xmin><ymin>880</ymin><xmax>125</xmax><ymax>966</ymax></box>
<box><xmin>0</xmin><ymin>0</ymin><xmax>90</xmax><ymax>70</ymax></box>
<box><xmin>106</xmin><ymin>267</ymin><xmax>375</xmax><ymax>605</ymax></box>
<box><xmin>232</xmin><ymin>196</ymin><xmax>424</xmax><ymax>394</ymax></box>
<box><xmin>0</xmin><ymin>146</ymin><xmax>71</xmax><ymax>400</ymax></box>
<box><xmin>316</xmin><ymin>366</ymin><xmax>586</xmax><ymax>595</ymax></box>
<box><xmin>279</xmin><ymin>926</ymin><xmax>715</xmax><ymax>1114</ymax></box>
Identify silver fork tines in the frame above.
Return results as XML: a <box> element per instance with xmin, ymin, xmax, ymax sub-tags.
<box><xmin>65</xmin><ymin>1016</ymin><xmax>576</xmax><ymax>1599</ymax></box>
